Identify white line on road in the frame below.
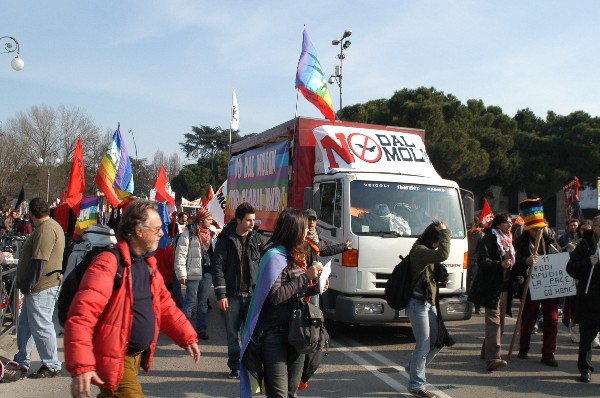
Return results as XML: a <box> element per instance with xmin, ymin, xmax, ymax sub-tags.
<box><xmin>335</xmin><ymin>337</ymin><xmax>453</xmax><ymax>398</ymax></box>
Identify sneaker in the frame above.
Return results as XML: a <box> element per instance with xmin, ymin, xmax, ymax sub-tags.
<box><xmin>29</xmin><ymin>364</ymin><xmax>61</xmax><ymax>379</ymax></box>
<box><xmin>580</xmin><ymin>371</ymin><xmax>592</xmax><ymax>383</ymax></box>
<box><xmin>298</xmin><ymin>381</ymin><xmax>309</xmax><ymax>391</ymax></box>
<box><xmin>532</xmin><ymin>325</ymin><xmax>539</xmax><ymax>334</ymax></box>
<box><xmin>517</xmin><ymin>352</ymin><xmax>528</xmax><ymax>359</ymax></box>
<box><xmin>486</xmin><ymin>359</ymin><xmax>507</xmax><ymax>371</ymax></box>
<box><xmin>198</xmin><ymin>331</ymin><xmax>209</xmax><ymax>340</ymax></box>
<box><xmin>593</xmin><ymin>336</ymin><xmax>600</xmax><ymax>349</ymax></box>
<box><xmin>227</xmin><ymin>369</ymin><xmax>240</xmax><ymax>379</ymax></box>
<box><xmin>409</xmin><ymin>389</ymin><xmax>437</xmax><ymax>398</ymax></box>
<box><xmin>571</xmin><ymin>325</ymin><xmax>580</xmax><ymax>344</ymax></box>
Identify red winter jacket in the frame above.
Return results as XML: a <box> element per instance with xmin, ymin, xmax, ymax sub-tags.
<box><xmin>64</xmin><ymin>240</ymin><xmax>197</xmax><ymax>392</ymax></box>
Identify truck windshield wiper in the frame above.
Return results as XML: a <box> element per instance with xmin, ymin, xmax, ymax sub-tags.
<box><xmin>359</xmin><ymin>231</ymin><xmax>401</xmax><ymax>238</ymax></box>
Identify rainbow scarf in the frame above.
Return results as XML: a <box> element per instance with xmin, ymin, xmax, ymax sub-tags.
<box><xmin>240</xmin><ymin>245</ymin><xmax>289</xmax><ymax>398</ymax></box>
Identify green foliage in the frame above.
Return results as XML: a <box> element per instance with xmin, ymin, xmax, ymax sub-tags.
<box><xmin>171</xmin><ymin>164</ymin><xmax>212</xmax><ymax>202</ymax></box>
<box><xmin>339</xmin><ymin>86</ymin><xmax>600</xmax><ymax>200</ymax></box>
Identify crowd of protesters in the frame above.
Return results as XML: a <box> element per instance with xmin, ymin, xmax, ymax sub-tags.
<box><xmin>4</xmin><ymin>195</ymin><xmax>600</xmax><ymax>397</ymax></box>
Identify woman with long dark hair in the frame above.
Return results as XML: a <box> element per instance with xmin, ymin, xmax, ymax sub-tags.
<box><xmin>241</xmin><ymin>209</ymin><xmax>324</xmax><ymax>397</ymax></box>
<box><xmin>406</xmin><ymin>221</ymin><xmax>451</xmax><ymax>398</ymax></box>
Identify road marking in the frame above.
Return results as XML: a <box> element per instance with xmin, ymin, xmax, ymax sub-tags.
<box><xmin>335</xmin><ymin>337</ymin><xmax>453</xmax><ymax>398</ymax></box>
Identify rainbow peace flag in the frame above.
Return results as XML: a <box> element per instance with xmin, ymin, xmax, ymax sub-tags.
<box><xmin>95</xmin><ymin>125</ymin><xmax>134</xmax><ymax>208</ymax></box>
<box><xmin>74</xmin><ymin>195</ymin><xmax>99</xmax><ymax>237</ymax></box>
<box><xmin>295</xmin><ymin>27</ymin><xmax>336</xmax><ymax>122</ymax></box>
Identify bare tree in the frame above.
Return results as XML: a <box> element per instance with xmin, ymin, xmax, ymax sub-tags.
<box><xmin>151</xmin><ymin>150</ymin><xmax>167</xmax><ymax>179</ymax></box>
<box><xmin>166</xmin><ymin>152</ymin><xmax>182</xmax><ymax>179</ymax></box>
<box><xmin>58</xmin><ymin>105</ymin><xmax>102</xmax><ymax>161</ymax></box>
<box><xmin>6</xmin><ymin>105</ymin><xmax>61</xmax><ymax>162</ymax></box>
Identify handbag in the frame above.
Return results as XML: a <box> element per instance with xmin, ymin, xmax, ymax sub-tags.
<box><xmin>288</xmin><ymin>297</ymin><xmax>329</xmax><ymax>355</ymax></box>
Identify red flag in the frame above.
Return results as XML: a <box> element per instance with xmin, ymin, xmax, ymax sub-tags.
<box><xmin>202</xmin><ymin>197</ymin><xmax>207</xmax><ymax>208</ymax></box>
<box><xmin>479</xmin><ymin>199</ymin><xmax>494</xmax><ymax>228</ymax></box>
<box><xmin>154</xmin><ymin>165</ymin><xmax>176</xmax><ymax>205</ymax></box>
<box><xmin>514</xmin><ymin>214</ymin><xmax>525</xmax><ymax>225</ymax></box>
<box><xmin>66</xmin><ymin>136</ymin><xmax>86</xmax><ymax>212</ymax></box>
<box><xmin>207</xmin><ymin>185</ymin><xmax>215</xmax><ymax>202</ymax></box>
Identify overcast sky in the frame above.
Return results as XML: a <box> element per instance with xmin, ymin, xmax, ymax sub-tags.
<box><xmin>2</xmin><ymin>1</ymin><xmax>599</xmax><ymax>163</ymax></box>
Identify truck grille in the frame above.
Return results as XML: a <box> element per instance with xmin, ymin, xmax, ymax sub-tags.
<box><xmin>375</xmin><ymin>273</ymin><xmax>391</xmax><ymax>289</ymax></box>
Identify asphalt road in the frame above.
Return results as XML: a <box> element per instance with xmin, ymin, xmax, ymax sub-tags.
<box><xmin>0</xmin><ymin>297</ymin><xmax>598</xmax><ymax>398</ymax></box>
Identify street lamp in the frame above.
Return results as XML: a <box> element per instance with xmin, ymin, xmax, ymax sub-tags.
<box><xmin>0</xmin><ymin>36</ymin><xmax>24</xmax><ymax>71</ymax></box>
<box><xmin>210</xmin><ymin>140</ymin><xmax>217</xmax><ymax>173</ymax></box>
<box><xmin>328</xmin><ymin>29</ymin><xmax>352</xmax><ymax>112</ymax></box>
<box><xmin>38</xmin><ymin>156</ymin><xmax>61</xmax><ymax>203</ymax></box>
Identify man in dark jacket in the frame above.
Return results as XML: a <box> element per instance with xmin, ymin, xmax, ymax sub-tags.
<box><xmin>468</xmin><ymin>213</ymin><xmax>514</xmax><ymax>372</ymax></box>
<box><xmin>566</xmin><ymin>215</ymin><xmax>600</xmax><ymax>383</ymax></box>
<box><xmin>211</xmin><ymin>202</ymin><xmax>263</xmax><ymax>379</ymax></box>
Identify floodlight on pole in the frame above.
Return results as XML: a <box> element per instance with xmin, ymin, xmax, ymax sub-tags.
<box><xmin>328</xmin><ymin>29</ymin><xmax>352</xmax><ymax>112</ymax></box>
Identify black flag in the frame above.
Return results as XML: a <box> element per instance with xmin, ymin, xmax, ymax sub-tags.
<box><xmin>15</xmin><ymin>185</ymin><xmax>24</xmax><ymax>211</ymax></box>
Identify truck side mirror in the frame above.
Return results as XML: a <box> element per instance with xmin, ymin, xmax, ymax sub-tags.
<box><xmin>303</xmin><ymin>187</ymin><xmax>321</xmax><ymax>215</ymax></box>
<box><xmin>461</xmin><ymin>189</ymin><xmax>474</xmax><ymax>228</ymax></box>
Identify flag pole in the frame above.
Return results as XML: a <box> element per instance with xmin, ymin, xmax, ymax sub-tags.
<box><xmin>294</xmin><ymin>89</ymin><xmax>300</xmax><ymax>118</ymax></box>
<box><xmin>585</xmin><ymin>242</ymin><xmax>599</xmax><ymax>294</ymax></box>
<box><xmin>507</xmin><ymin>228</ymin><xmax>544</xmax><ymax>360</ymax></box>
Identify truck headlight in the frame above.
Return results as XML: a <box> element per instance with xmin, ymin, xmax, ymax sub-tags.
<box><xmin>446</xmin><ymin>302</ymin><xmax>468</xmax><ymax>313</ymax></box>
<box><xmin>354</xmin><ymin>303</ymin><xmax>384</xmax><ymax>315</ymax></box>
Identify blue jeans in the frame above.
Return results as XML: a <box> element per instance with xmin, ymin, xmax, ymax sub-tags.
<box><xmin>183</xmin><ymin>272</ymin><xmax>212</xmax><ymax>332</ymax></box>
<box><xmin>223</xmin><ymin>294</ymin><xmax>251</xmax><ymax>371</ymax></box>
<box><xmin>14</xmin><ymin>286</ymin><xmax>61</xmax><ymax>370</ymax></box>
<box><xmin>261</xmin><ymin>326</ymin><xmax>304</xmax><ymax>398</ymax></box>
<box><xmin>171</xmin><ymin>272</ymin><xmax>184</xmax><ymax>309</ymax></box>
<box><xmin>406</xmin><ymin>297</ymin><xmax>440</xmax><ymax>392</ymax></box>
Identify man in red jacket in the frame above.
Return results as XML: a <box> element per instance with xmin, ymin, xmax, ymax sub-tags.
<box><xmin>65</xmin><ymin>199</ymin><xmax>200</xmax><ymax>397</ymax></box>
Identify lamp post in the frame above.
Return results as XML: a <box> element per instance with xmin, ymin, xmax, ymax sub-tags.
<box><xmin>328</xmin><ymin>29</ymin><xmax>352</xmax><ymax>112</ymax></box>
<box><xmin>38</xmin><ymin>156</ymin><xmax>61</xmax><ymax>203</ymax></box>
<box><xmin>210</xmin><ymin>140</ymin><xmax>217</xmax><ymax>173</ymax></box>
<box><xmin>0</xmin><ymin>36</ymin><xmax>25</xmax><ymax>71</ymax></box>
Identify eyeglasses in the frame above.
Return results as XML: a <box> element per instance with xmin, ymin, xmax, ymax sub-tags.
<box><xmin>144</xmin><ymin>225</ymin><xmax>163</xmax><ymax>234</ymax></box>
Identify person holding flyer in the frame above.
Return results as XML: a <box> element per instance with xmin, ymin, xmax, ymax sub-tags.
<box><xmin>566</xmin><ymin>215</ymin><xmax>600</xmax><ymax>383</ymax></box>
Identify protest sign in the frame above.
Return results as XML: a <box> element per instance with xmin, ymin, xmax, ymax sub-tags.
<box><xmin>528</xmin><ymin>252</ymin><xmax>575</xmax><ymax>300</ymax></box>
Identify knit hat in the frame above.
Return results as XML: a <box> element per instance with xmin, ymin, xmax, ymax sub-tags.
<box><xmin>196</xmin><ymin>208</ymin><xmax>212</xmax><ymax>222</ymax></box>
<box><xmin>519</xmin><ymin>198</ymin><xmax>548</xmax><ymax>231</ymax></box>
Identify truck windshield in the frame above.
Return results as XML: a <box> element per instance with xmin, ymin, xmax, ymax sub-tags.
<box><xmin>350</xmin><ymin>181</ymin><xmax>465</xmax><ymax>238</ymax></box>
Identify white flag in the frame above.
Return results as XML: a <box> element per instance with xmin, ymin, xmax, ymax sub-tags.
<box><xmin>230</xmin><ymin>88</ymin><xmax>239</xmax><ymax>131</ymax></box>
<box><xmin>207</xmin><ymin>180</ymin><xmax>227</xmax><ymax>229</ymax></box>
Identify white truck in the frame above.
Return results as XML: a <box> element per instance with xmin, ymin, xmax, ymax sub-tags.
<box><xmin>226</xmin><ymin>117</ymin><xmax>473</xmax><ymax>322</ymax></box>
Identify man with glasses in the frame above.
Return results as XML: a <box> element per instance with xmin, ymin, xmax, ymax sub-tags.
<box><xmin>65</xmin><ymin>199</ymin><xmax>200</xmax><ymax>397</ymax></box>
<box><xmin>567</xmin><ymin>215</ymin><xmax>600</xmax><ymax>383</ymax></box>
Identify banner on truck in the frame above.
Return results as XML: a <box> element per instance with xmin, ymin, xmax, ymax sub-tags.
<box><xmin>312</xmin><ymin>125</ymin><xmax>440</xmax><ymax>178</ymax></box>
<box><xmin>226</xmin><ymin>141</ymin><xmax>289</xmax><ymax>231</ymax></box>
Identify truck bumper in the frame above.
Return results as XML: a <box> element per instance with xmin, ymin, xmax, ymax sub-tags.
<box><xmin>323</xmin><ymin>294</ymin><xmax>472</xmax><ymax>323</ymax></box>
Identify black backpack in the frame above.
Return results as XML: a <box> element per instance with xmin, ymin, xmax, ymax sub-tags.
<box><xmin>384</xmin><ymin>254</ymin><xmax>414</xmax><ymax>311</ymax></box>
<box><xmin>57</xmin><ymin>225</ymin><xmax>124</xmax><ymax>327</ymax></box>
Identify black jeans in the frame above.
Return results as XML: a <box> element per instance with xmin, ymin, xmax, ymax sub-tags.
<box><xmin>578</xmin><ymin>316</ymin><xmax>600</xmax><ymax>374</ymax></box>
<box><xmin>261</xmin><ymin>326</ymin><xmax>304</xmax><ymax>397</ymax></box>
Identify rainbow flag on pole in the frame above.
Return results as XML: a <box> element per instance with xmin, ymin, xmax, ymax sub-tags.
<box><xmin>74</xmin><ymin>195</ymin><xmax>99</xmax><ymax>237</ymax></box>
<box><xmin>95</xmin><ymin>124</ymin><xmax>134</xmax><ymax>208</ymax></box>
<box><xmin>295</xmin><ymin>26</ymin><xmax>336</xmax><ymax>123</ymax></box>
